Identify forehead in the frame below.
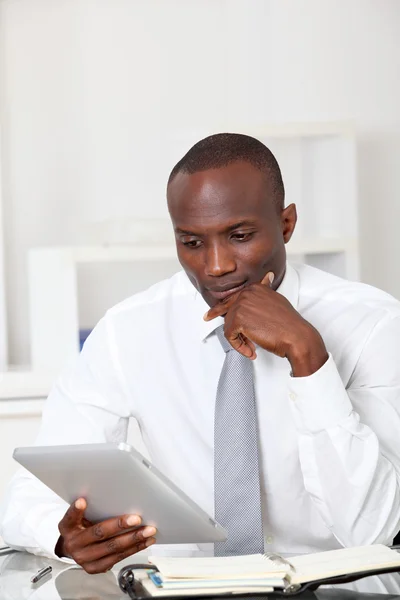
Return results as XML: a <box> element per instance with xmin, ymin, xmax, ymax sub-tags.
<box><xmin>167</xmin><ymin>162</ymin><xmax>275</xmax><ymax>227</ymax></box>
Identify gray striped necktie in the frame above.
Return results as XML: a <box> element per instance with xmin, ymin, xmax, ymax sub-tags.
<box><xmin>214</xmin><ymin>324</ymin><xmax>264</xmax><ymax>556</ymax></box>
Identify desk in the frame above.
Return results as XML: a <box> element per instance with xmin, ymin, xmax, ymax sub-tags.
<box><xmin>1</xmin><ymin>550</ymin><xmax>400</xmax><ymax>600</ymax></box>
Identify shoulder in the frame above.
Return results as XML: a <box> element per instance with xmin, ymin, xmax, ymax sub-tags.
<box><xmin>83</xmin><ymin>271</ymin><xmax>194</xmax><ymax>353</ymax></box>
<box><xmin>293</xmin><ymin>264</ymin><xmax>400</xmax><ymax>383</ymax></box>
<box><xmin>295</xmin><ymin>263</ymin><xmax>400</xmax><ymax>321</ymax></box>
<box><xmin>104</xmin><ymin>270</ymin><xmax>193</xmax><ymax>322</ymax></box>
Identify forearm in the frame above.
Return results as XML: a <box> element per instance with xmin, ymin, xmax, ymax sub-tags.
<box><xmin>297</xmin><ymin>418</ymin><xmax>400</xmax><ymax>546</ymax></box>
<box><xmin>289</xmin><ymin>355</ymin><xmax>400</xmax><ymax>546</ymax></box>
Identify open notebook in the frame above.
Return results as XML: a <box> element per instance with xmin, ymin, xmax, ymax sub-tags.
<box><xmin>130</xmin><ymin>544</ymin><xmax>400</xmax><ymax>596</ymax></box>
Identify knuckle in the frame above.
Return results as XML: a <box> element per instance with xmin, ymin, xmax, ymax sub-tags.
<box><xmin>83</xmin><ymin>562</ymin><xmax>97</xmax><ymax>575</ymax></box>
<box><xmin>106</xmin><ymin>538</ymin><xmax>119</xmax><ymax>553</ymax></box>
<box><xmin>132</xmin><ymin>529</ymin><xmax>145</xmax><ymax>542</ymax></box>
<box><xmin>63</xmin><ymin>538</ymin><xmax>74</xmax><ymax>556</ymax></box>
<box><xmin>58</xmin><ymin>514</ymin><xmax>71</xmax><ymax>534</ymax></box>
<box><xmin>71</xmin><ymin>549</ymin><xmax>85</xmax><ymax>565</ymax></box>
<box><xmin>116</xmin><ymin>551</ymin><xmax>128</xmax><ymax>563</ymax></box>
<box><xmin>64</xmin><ymin>534</ymin><xmax>83</xmax><ymax>557</ymax></box>
<box><xmin>136</xmin><ymin>541</ymin><xmax>147</xmax><ymax>552</ymax></box>
<box><xmin>92</xmin><ymin>524</ymin><xmax>105</xmax><ymax>540</ymax></box>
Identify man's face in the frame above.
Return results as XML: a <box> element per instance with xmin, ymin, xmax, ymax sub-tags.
<box><xmin>167</xmin><ymin>161</ymin><xmax>296</xmax><ymax>307</ymax></box>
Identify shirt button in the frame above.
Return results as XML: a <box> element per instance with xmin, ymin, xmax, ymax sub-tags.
<box><xmin>289</xmin><ymin>392</ymin><xmax>296</xmax><ymax>401</ymax></box>
<box><xmin>266</xmin><ymin>535</ymin><xmax>274</xmax><ymax>544</ymax></box>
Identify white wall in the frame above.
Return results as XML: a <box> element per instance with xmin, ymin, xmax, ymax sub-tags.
<box><xmin>0</xmin><ymin>128</ymin><xmax>7</xmax><ymax>370</ymax></box>
<box><xmin>0</xmin><ymin>0</ymin><xmax>399</xmax><ymax>366</ymax></box>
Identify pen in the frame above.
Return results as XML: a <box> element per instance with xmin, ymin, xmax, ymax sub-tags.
<box><xmin>31</xmin><ymin>565</ymin><xmax>52</xmax><ymax>584</ymax></box>
<box><xmin>0</xmin><ymin>545</ymin><xmax>15</xmax><ymax>556</ymax></box>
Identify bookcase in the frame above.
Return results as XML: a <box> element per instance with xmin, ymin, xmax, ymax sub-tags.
<box><xmin>0</xmin><ymin>122</ymin><xmax>358</xmax><ymax>392</ymax></box>
<box><xmin>0</xmin><ymin>122</ymin><xmax>358</xmax><ymax>497</ymax></box>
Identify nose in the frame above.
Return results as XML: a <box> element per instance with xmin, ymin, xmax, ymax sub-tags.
<box><xmin>204</xmin><ymin>242</ymin><xmax>236</xmax><ymax>277</ymax></box>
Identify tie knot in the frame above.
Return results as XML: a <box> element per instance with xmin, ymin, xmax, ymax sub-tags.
<box><xmin>215</xmin><ymin>324</ymin><xmax>232</xmax><ymax>353</ymax></box>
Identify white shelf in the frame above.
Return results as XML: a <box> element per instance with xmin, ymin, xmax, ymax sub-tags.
<box><xmin>0</xmin><ymin>397</ymin><xmax>46</xmax><ymax>416</ymax></box>
<box><xmin>28</xmin><ymin>236</ymin><xmax>358</xmax><ymax>373</ymax></box>
<box><xmin>0</xmin><ymin>370</ymin><xmax>55</xmax><ymax>400</ymax></box>
<box><xmin>30</xmin><ymin>245</ymin><xmax>178</xmax><ymax>263</ymax></box>
<box><xmin>0</xmin><ymin>234</ymin><xmax>360</xmax><ymax>397</ymax></box>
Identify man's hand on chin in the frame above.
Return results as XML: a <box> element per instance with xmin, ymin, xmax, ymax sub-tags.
<box><xmin>204</xmin><ymin>271</ymin><xmax>328</xmax><ymax>377</ymax></box>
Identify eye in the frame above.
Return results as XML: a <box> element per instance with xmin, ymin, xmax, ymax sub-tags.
<box><xmin>182</xmin><ymin>239</ymin><xmax>203</xmax><ymax>248</ymax></box>
<box><xmin>231</xmin><ymin>232</ymin><xmax>254</xmax><ymax>242</ymax></box>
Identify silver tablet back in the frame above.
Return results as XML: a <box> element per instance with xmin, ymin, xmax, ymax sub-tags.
<box><xmin>13</xmin><ymin>442</ymin><xmax>227</xmax><ymax>545</ymax></box>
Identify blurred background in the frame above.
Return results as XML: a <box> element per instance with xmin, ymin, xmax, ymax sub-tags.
<box><xmin>0</xmin><ymin>1</ymin><xmax>399</xmax><ymax>488</ymax></box>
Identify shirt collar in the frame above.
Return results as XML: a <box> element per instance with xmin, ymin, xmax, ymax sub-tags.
<box><xmin>190</xmin><ymin>262</ymin><xmax>300</xmax><ymax>342</ymax></box>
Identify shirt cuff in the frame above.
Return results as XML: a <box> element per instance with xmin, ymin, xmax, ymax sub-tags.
<box><xmin>288</xmin><ymin>353</ymin><xmax>353</xmax><ymax>433</ymax></box>
<box><xmin>33</xmin><ymin>505</ymin><xmax>75</xmax><ymax>563</ymax></box>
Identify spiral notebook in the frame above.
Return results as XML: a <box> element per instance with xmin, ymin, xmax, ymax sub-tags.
<box><xmin>129</xmin><ymin>544</ymin><xmax>400</xmax><ymax>597</ymax></box>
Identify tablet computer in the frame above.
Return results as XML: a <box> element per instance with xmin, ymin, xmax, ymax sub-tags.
<box><xmin>13</xmin><ymin>442</ymin><xmax>227</xmax><ymax>545</ymax></box>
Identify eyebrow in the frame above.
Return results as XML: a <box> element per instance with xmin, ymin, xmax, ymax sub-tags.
<box><xmin>175</xmin><ymin>220</ymin><xmax>257</xmax><ymax>236</ymax></box>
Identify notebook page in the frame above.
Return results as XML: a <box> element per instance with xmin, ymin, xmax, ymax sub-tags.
<box><xmin>158</xmin><ymin>578</ymin><xmax>285</xmax><ymax>589</ymax></box>
<box><xmin>290</xmin><ymin>544</ymin><xmax>400</xmax><ymax>585</ymax></box>
<box><xmin>139</xmin><ymin>576</ymin><xmax>274</xmax><ymax>597</ymax></box>
<box><xmin>149</xmin><ymin>554</ymin><xmax>288</xmax><ymax>580</ymax></box>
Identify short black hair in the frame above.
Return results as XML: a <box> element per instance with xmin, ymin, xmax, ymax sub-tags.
<box><xmin>168</xmin><ymin>132</ymin><xmax>285</xmax><ymax>209</ymax></box>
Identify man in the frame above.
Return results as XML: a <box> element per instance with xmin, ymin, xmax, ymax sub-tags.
<box><xmin>1</xmin><ymin>133</ymin><xmax>400</xmax><ymax>574</ymax></box>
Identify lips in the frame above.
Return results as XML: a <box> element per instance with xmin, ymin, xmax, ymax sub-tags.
<box><xmin>207</xmin><ymin>282</ymin><xmax>247</xmax><ymax>301</ymax></box>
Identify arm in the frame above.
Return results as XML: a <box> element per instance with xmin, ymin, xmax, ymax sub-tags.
<box><xmin>0</xmin><ymin>315</ymin><xmax>132</xmax><ymax>558</ymax></box>
<box><xmin>289</xmin><ymin>316</ymin><xmax>400</xmax><ymax>546</ymax></box>
<box><xmin>205</xmin><ymin>279</ymin><xmax>400</xmax><ymax>546</ymax></box>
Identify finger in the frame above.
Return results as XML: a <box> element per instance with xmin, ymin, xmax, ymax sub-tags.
<box><xmin>74</xmin><ymin>526</ymin><xmax>157</xmax><ymax>564</ymax></box>
<box><xmin>77</xmin><ymin>514</ymin><xmax>143</xmax><ymax>547</ymax></box>
<box><xmin>261</xmin><ymin>271</ymin><xmax>275</xmax><ymax>286</ymax></box>
<box><xmin>204</xmin><ymin>304</ymin><xmax>229</xmax><ymax>322</ymax></box>
<box><xmin>227</xmin><ymin>331</ymin><xmax>257</xmax><ymax>360</ymax></box>
<box><xmin>203</xmin><ymin>293</ymin><xmax>239</xmax><ymax>321</ymax></box>
<box><xmin>58</xmin><ymin>498</ymin><xmax>87</xmax><ymax>534</ymax></box>
<box><xmin>82</xmin><ymin>537</ymin><xmax>156</xmax><ymax>574</ymax></box>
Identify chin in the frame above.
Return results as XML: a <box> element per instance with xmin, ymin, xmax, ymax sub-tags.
<box><xmin>203</xmin><ymin>293</ymin><xmax>216</xmax><ymax>308</ymax></box>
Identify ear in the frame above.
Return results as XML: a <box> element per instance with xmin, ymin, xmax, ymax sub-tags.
<box><xmin>281</xmin><ymin>203</ymin><xmax>297</xmax><ymax>244</ymax></box>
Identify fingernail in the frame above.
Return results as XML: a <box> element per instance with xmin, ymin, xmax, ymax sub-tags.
<box><xmin>142</xmin><ymin>526</ymin><xmax>157</xmax><ymax>538</ymax></box>
<box><xmin>145</xmin><ymin>537</ymin><xmax>156</xmax><ymax>547</ymax></box>
<box><xmin>203</xmin><ymin>312</ymin><xmax>209</xmax><ymax>321</ymax></box>
<box><xmin>126</xmin><ymin>515</ymin><xmax>141</xmax><ymax>527</ymax></box>
<box><xmin>75</xmin><ymin>498</ymin><xmax>85</xmax><ymax>510</ymax></box>
<box><xmin>268</xmin><ymin>272</ymin><xmax>275</xmax><ymax>284</ymax></box>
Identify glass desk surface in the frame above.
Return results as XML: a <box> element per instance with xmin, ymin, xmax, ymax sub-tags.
<box><xmin>1</xmin><ymin>550</ymin><xmax>400</xmax><ymax>600</ymax></box>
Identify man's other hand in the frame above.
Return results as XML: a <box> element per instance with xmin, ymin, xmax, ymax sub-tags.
<box><xmin>56</xmin><ymin>498</ymin><xmax>156</xmax><ymax>573</ymax></box>
<box><xmin>204</xmin><ymin>271</ymin><xmax>328</xmax><ymax>376</ymax></box>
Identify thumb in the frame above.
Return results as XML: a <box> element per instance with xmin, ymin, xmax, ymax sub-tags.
<box><xmin>74</xmin><ymin>497</ymin><xmax>87</xmax><ymax>512</ymax></box>
<box><xmin>261</xmin><ymin>271</ymin><xmax>275</xmax><ymax>287</ymax></box>
<box><xmin>70</xmin><ymin>497</ymin><xmax>87</xmax><ymax>526</ymax></box>
<box><xmin>59</xmin><ymin>497</ymin><xmax>87</xmax><ymax>533</ymax></box>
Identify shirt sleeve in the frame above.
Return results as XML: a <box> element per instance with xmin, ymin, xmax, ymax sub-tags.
<box><xmin>0</xmin><ymin>314</ymin><xmax>132</xmax><ymax>559</ymax></box>
<box><xmin>288</xmin><ymin>315</ymin><xmax>400</xmax><ymax>547</ymax></box>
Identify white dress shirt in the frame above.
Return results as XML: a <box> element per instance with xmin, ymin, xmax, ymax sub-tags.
<box><xmin>1</xmin><ymin>263</ymin><xmax>400</xmax><ymax>560</ymax></box>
